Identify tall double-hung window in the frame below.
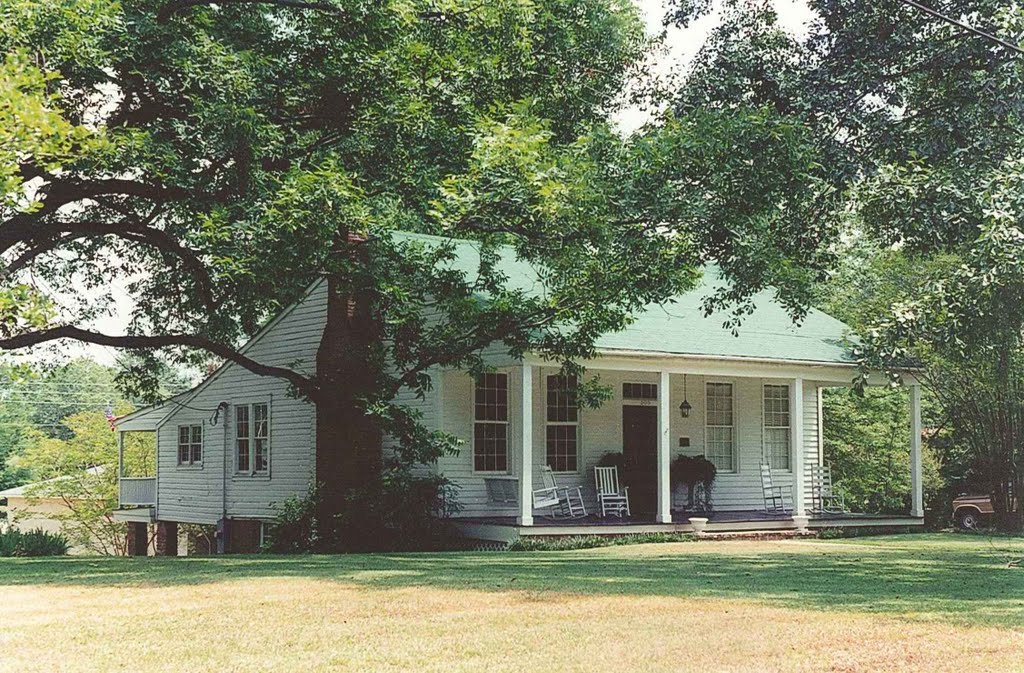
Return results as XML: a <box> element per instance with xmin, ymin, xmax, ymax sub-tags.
<box><xmin>763</xmin><ymin>384</ymin><xmax>791</xmax><ymax>470</ymax></box>
<box><xmin>705</xmin><ymin>382</ymin><xmax>736</xmax><ymax>472</ymax></box>
<box><xmin>474</xmin><ymin>374</ymin><xmax>508</xmax><ymax>472</ymax></box>
<box><xmin>546</xmin><ymin>375</ymin><xmax>579</xmax><ymax>472</ymax></box>
<box><xmin>236</xmin><ymin>403</ymin><xmax>270</xmax><ymax>474</ymax></box>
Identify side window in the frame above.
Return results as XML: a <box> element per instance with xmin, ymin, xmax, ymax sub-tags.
<box><xmin>236</xmin><ymin>403</ymin><xmax>270</xmax><ymax>475</ymax></box>
<box><xmin>177</xmin><ymin>424</ymin><xmax>202</xmax><ymax>466</ymax></box>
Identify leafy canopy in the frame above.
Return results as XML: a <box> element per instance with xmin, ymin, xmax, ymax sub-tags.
<box><xmin>3</xmin><ymin>0</ymin><xmax>832</xmax><ymax>481</ymax></box>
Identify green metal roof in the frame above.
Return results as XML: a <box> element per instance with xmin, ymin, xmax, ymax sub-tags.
<box><xmin>396</xmin><ymin>232</ymin><xmax>856</xmax><ymax>365</ymax></box>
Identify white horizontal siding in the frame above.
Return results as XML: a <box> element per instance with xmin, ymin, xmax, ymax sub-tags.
<box><xmin>156</xmin><ymin>282</ymin><xmax>325</xmax><ymax>524</ymax></box>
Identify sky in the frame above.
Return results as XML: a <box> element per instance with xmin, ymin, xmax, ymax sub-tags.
<box><xmin>615</xmin><ymin>0</ymin><xmax>814</xmax><ymax>133</ymax></box>
<box><xmin>69</xmin><ymin>0</ymin><xmax>814</xmax><ymax>367</ymax></box>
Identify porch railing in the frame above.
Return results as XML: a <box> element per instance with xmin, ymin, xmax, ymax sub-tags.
<box><xmin>119</xmin><ymin>477</ymin><xmax>156</xmax><ymax>507</ymax></box>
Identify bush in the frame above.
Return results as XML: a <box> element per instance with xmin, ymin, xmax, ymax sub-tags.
<box><xmin>264</xmin><ymin>485</ymin><xmax>321</xmax><ymax>553</ymax></box>
<box><xmin>0</xmin><ymin>528</ymin><xmax>69</xmax><ymax>557</ymax></box>
<box><xmin>508</xmin><ymin>532</ymin><xmax>695</xmax><ymax>552</ymax></box>
<box><xmin>266</xmin><ymin>472</ymin><xmax>461</xmax><ymax>553</ymax></box>
<box><xmin>596</xmin><ymin>452</ymin><xmax>625</xmax><ymax>469</ymax></box>
<box><xmin>671</xmin><ymin>455</ymin><xmax>717</xmax><ymax>512</ymax></box>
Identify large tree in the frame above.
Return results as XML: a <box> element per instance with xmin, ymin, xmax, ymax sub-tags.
<box><xmin>2</xmin><ymin>0</ymin><xmax>831</xmax><ymax>544</ymax></box>
<box><xmin>665</xmin><ymin>0</ymin><xmax>1024</xmax><ymax>529</ymax></box>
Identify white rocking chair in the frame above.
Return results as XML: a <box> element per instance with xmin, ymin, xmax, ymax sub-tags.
<box><xmin>810</xmin><ymin>465</ymin><xmax>847</xmax><ymax>514</ymax></box>
<box><xmin>594</xmin><ymin>466</ymin><xmax>630</xmax><ymax>518</ymax></box>
<box><xmin>760</xmin><ymin>463</ymin><xmax>792</xmax><ymax>514</ymax></box>
<box><xmin>533</xmin><ymin>466</ymin><xmax>587</xmax><ymax>519</ymax></box>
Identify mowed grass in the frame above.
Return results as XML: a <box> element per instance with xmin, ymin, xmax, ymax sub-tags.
<box><xmin>1</xmin><ymin>534</ymin><xmax>1021</xmax><ymax>672</ymax></box>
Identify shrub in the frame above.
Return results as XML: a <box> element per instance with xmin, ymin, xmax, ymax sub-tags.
<box><xmin>508</xmin><ymin>532</ymin><xmax>695</xmax><ymax>551</ymax></box>
<box><xmin>0</xmin><ymin>528</ymin><xmax>69</xmax><ymax>557</ymax></box>
<box><xmin>264</xmin><ymin>485</ymin><xmax>321</xmax><ymax>553</ymax></box>
<box><xmin>596</xmin><ymin>452</ymin><xmax>625</xmax><ymax>469</ymax></box>
<box><xmin>266</xmin><ymin>472</ymin><xmax>461</xmax><ymax>553</ymax></box>
<box><xmin>670</xmin><ymin>455</ymin><xmax>717</xmax><ymax>512</ymax></box>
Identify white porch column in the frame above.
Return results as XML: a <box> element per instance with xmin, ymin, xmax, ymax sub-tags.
<box><xmin>909</xmin><ymin>383</ymin><xmax>924</xmax><ymax>518</ymax></box>
<box><xmin>790</xmin><ymin>378</ymin><xmax>806</xmax><ymax>517</ymax></box>
<box><xmin>117</xmin><ymin>431</ymin><xmax>125</xmax><ymax>478</ymax></box>
<box><xmin>518</xmin><ymin>363</ymin><xmax>534</xmax><ymax>526</ymax></box>
<box><xmin>656</xmin><ymin>370</ymin><xmax>672</xmax><ymax>523</ymax></box>
<box><xmin>116</xmin><ymin>431</ymin><xmax>125</xmax><ymax>508</ymax></box>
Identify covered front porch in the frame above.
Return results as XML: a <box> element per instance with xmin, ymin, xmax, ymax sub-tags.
<box><xmin>440</xmin><ymin>357</ymin><xmax>926</xmax><ymax>536</ymax></box>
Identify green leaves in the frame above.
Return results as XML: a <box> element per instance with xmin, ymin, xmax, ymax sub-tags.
<box><xmin>0</xmin><ymin>51</ymin><xmax>105</xmax><ymax>212</ymax></box>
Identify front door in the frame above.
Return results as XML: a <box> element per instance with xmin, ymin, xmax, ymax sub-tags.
<box><xmin>622</xmin><ymin>405</ymin><xmax>658</xmax><ymax>516</ymax></box>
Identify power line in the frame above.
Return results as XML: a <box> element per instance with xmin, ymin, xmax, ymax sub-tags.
<box><xmin>896</xmin><ymin>0</ymin><xmax>1024</xmax><ymax>56</ymax></box>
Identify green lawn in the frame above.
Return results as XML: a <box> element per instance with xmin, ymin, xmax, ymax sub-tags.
<box><xmin>1</xmin><ymin>533</ymin><xmax>1022</xmax><ymax>672</ymax></box>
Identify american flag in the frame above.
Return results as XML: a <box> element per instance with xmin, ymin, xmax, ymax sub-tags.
<box><xmin>105</xmin><ymin>401</ymin><xmax>118</xmax><ymax>431</ymax></box>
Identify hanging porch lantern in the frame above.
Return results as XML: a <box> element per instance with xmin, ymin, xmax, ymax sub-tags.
<box><xmin>679</xmin><ymin>374</ymin><xmax>693</xmax><ymax>418</ymax></box>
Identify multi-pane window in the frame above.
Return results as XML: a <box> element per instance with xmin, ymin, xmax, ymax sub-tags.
<box><xmin>546</xmin><ymin>375</ymin><xmax>579</xmax><ymax>472</ymax></box>
<box><xmin>763</xmin><ymin>384</ymin><xmax>791</xmax><ymax>470</ymax></box>
<box><xmin>236</xmin><ymin>403</ymin><xmax>270</xmax><ymax>474</ymax></box>
<box><xmin>474</xmin><ymin>373</ymin><xmax>508</xmax><ymax>472</ymax></box>
<box><xmin>705</xmin><ymin>382</ymin><xmax>736</xmax><ymax>471</ymax></box>
<box><xmin>177</xmin><ymin>425</ymin><xmax>202</xmax><ymax>465</ymax></box>
<box><xmin>622</xmin><ymin>382</ymin><xmax>657</xmax><ymax>400</ymax></box>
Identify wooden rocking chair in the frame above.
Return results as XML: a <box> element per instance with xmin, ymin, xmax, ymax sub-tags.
<box><xmin>533</xmin><ymin>466</ymin><xmax>587</xmax><ymax>519</ymax></box>
<box><xmin>810</xmin><ymin>465</ymin><xmax>847</xmax><ymax>514</ymax></box>
<box><xmin>760</xmin><ymin>463</ymin><xmax>792</xmax><ymax>514</ymax></box>
<box><xmin>594</xmin><ymin>466</ymin><xmax>630</xmax><ymax>518</ymax></box>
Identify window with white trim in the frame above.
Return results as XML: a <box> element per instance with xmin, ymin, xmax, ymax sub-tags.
<box><xmin>705</xmin><ymin>382</ymin><xmax>736</xmax><ymax>471</ymax></box>
<box><xmin>763</xmin><ymin>384</ymin><xmax>791</xmax><ymax>470</ymax></box>
<box><xmin>546</xmin><ymin>375</ymin><xmax>578</xmax><ymax>472</ymax></box>
<box><xmin>623</xmin><ymin>382</ymin><xmax>657</xmax><ymax>400</ymax></box>
<box><xmin>236</xmin><ymin>403</ymin><xmax>270</xmax><ymax>474</ymax></box>
<box><xmin>474</xmin><ymin>373</ymin><xmax>508</xmax><ymax>472</ymax></box>
<box><xmin>177</xmin><ymin>425</ymin><xmax>202</xmax><ymax>465</ymax></box>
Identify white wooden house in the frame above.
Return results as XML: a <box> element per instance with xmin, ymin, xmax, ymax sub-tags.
<box><xmin>113</xmin><ymin>233</ymin><xmax>924</xmax><ymax>551</ymax></box>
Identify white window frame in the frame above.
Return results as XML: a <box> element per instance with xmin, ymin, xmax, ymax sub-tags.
<box><xmin>762</xmin><ymin>383</ymin><xmax>791</xmax><ymax>472</ymax></box>
<box><xmin>472</xmin><ymin>373</ymin><xmax>509</xmax><ymax>474</ymax></box>
<box><xmin>177</xmin><ymin>424</ymin><xmax>203</xmax><ymax>467</ymax></box>
<box><xmin>704</xmin><ymin>380</ymin><xmax>737</xmax><ymax>473</ymax></box>
<box><xmin>235</xmin><ymin>401</ymin><xmax>270</xmax><ymax>476</ymax></box>
<box><xmin>545</xmin><ymin>374</ymin><xmax>580</xmax><ymax>474</ymax></box>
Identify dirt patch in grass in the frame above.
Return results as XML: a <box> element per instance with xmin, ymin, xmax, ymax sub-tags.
<box><xmin>1</xmin><ymin>577</ymin><xmax>1022</xmax><ymax>673</ymax></box>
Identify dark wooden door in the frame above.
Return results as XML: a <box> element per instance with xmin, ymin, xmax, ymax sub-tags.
<box><xmin>622</xmin><ymin>405</ymin><xmax>658</xmax><ymax>516</ymax></box>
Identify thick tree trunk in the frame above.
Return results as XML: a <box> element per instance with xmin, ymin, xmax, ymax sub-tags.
<box><xmin>314</xmin><ymin>234</ymin><xmax>383</xmax><ymax>533</ymax></box>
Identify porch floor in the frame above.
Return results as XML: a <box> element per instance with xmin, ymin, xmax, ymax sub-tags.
<box><xmin>450</xmin><ymin>510</ymin><xmax>924</xmax><ymax>543</ymax></box>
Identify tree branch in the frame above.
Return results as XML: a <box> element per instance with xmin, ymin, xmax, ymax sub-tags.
<box><xmin>3</xmin><ymin>221</ymin><xmax>220</xmax><ymax>311</ymax></box>
<box><xmin>0</xmin><ymin>326</ymin><xmax>318</xmax><ymax>399</ymax></box>
<box><xmin>1</xmin><ymin>177</ymin><xmax>190</xmax><ymax>251</ymax></box>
